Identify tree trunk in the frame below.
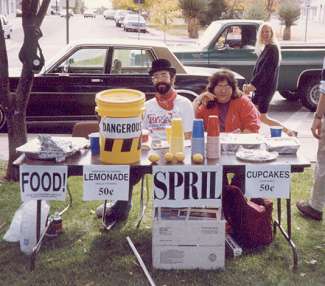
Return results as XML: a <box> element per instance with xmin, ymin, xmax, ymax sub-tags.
<box><xmin>1</xmin><ymin>0</ymin><xmax>51</xmax><ymax>181</ymax></box>
<box><xmin>283</xmin><ymin>25</ymin><xmax>291</xmax><ymax>40</ymax></box>
<box><xmin>188</xmin><ymin>17</ymin><xmax>199</xmax><ymax>39</ymax></box>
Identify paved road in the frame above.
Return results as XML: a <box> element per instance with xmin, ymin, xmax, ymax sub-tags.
<box><xmin>0</xmin><ymin>15</ymin><xmax>318</xmax><ymax>163</ymax></box>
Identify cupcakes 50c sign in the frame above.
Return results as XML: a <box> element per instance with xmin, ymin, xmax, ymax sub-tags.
<box><xmin>245</xmin><ymin>165</ymin><xmax>291</xmax><ymax>198</ymax></box>
<box><xmin>83</xmin><ymin>165</ymin><xmax>130</xmax><ymax>201</ymax></box>
<box><xmin>153</xmin><ymin>165</ymin><xmax>222</xmax><ymax>208</ymax></box>
<box><xmin>20</xmin><ymin>165</ymin><xmax>68</xmax><ymax>201</ymax></box>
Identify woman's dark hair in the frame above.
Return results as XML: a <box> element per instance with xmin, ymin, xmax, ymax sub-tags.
<box><xmin>207</xmin><ymin>69</ymin><xmax>242</xmax><ymax>99</ymax></box>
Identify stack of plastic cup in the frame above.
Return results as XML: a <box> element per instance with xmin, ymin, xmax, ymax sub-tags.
<box><xmin>206</xmin><ymin>115</ymin><xmax>220</xmax><ymax>159</ymax></box>
<box><xmin>170</xmin><ymin>118</ymin><xmax>184</xmax><ymax>154</ymax></box>
<box><xmin>191</xmin><ymin>119</ymin><xmax>205</xmax><ymax>157</ymax></box>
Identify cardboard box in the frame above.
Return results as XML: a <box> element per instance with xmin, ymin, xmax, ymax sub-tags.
<box><xmin>152</xmin><ymin>216</ymin><xmax>225</xmax><ymax>269</ymax></box>
<box><xmin>153</xmin><ymin>245</ymin><xmax>225</xmax><ymax>270</ymax></box>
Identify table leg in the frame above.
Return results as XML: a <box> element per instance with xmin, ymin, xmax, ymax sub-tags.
<box><xmin>273</xmin><ymin>195</ymin><xmax>298</xmax><ymax>270</ymax></box>
<box><xmin>30</xmin><ymin>185</ymin><xmax>73</xmax><ymax>271</ymax></box>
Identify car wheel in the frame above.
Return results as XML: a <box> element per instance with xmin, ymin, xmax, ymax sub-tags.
<box><xmin>280</xmin><ymin>90</ymin><xmax>298</xmax><ymax>102</ymax></box>
<box><xmin>300</xmin><ymin>77</ymin><xmax>320</xmax><ymax>111</ymax></box>
<box><xmin>0</xmin><ymin>105</ymin><xmax>7</xmax><ymax>132</ymax></box>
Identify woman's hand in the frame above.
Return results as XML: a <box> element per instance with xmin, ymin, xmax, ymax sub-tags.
<box><xmin>243</xmin><ymin>83</ymin><xmax>256</xmax><ymax>94</ymax></box>
<box><xmin>193</xmin><ymin>91</ymin><xmax>216</xmax><ymax>111</ymax></box>
<box><xmin>199</xmin><ymin>91</ymin><xmax>216</xmax><ymax>106</ymax></box>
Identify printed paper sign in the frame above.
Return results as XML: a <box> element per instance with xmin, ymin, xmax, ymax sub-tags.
<box><xmin>83</xmin><ymin>165</ymin><xmax>130</xmax><ymax>201</ymax></box>
<box><xmin>20</xmin><ymin>165</ymin><xmax>68</xmax><ymax>201</ymax></box>
<box><xmin>153</xmin><ymin>165</ymin><xmax>222</xmax><ymax>208</ymax></box>
<box><xmin>100</xmin><ymin>117</ymin><xmax>142</xmax><ymax>139</ymax></box>
<box><xmin>245</xmin><ymin>165</ymin><xmax>291</xmax><ymax>198</ymax></box>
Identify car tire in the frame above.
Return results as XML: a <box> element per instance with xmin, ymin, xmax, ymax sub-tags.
<box><xmin>280</xmin><ymin>90</ymin><xmax>298</xmax><ymax>102</ymax></box>
<box><xmin>300</xmin><ymin>77</ymin><xmax>320</xmax><ymax>111</ymax></box>
<box><xmin>0</xmin><ymin>105</ymin><xmax>7</xmax><ymax>132</ymax></box>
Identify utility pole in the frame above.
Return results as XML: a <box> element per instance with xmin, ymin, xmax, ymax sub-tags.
<box><xmin>66</xmin><ymin>0</ymin><xmax>70</xmax><ymax>44</ymax></box>
<box><xmin>304</xmin><ymin>0</ymin><xmax>310</xmax><ymax>42</ymax></box>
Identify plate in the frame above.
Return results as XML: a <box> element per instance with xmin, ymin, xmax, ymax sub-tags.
<box><xmin>236</xmin><ymin>147</ymin><xmax>278</xmax><ymax>162</ymax></box>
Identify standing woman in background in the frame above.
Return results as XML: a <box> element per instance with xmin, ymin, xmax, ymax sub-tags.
<box><xmin>244</xmin><ymin>22</ymin><xmax>296</xmax><ymax>136</ymax></box>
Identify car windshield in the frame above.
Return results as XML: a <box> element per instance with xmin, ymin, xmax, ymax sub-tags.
<box><xmin>126</xmin><ymin>15</ymin><xmax>145</xmax><ymax>22</ymax></box>
<box><xmin>199</xmin><ymin>22</ymin><xmax>222</xmax><ymax>50</ymax></box>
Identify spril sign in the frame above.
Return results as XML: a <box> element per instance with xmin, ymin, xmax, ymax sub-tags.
<box><xmin>153</xmin><ymin>165</ymin><xmax>222</xmax><ymax>208</ymax></box>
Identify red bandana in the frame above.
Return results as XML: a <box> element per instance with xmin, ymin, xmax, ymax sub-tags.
<box><xmin>155</xmin><ymin>89</ymin><xmax>177</xmax><ymax>111</ymax></box>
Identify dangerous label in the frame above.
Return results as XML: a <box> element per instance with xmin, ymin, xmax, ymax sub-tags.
<box><xmin>100</xmin><ymin>117</ymin><xmax>142</xmax><ymax>139</ymax></box>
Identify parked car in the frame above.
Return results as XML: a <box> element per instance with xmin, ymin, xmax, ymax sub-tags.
<box><xmin>0</xmin><ymin>15</ymin><xmax>12</xmax><ymax>39</ymax></box>
<box><xmin>84</xmin><ymin>10</ymin><xmax>96</xmax><ymax>18</ymax></box>
<box><xmin>60</xmin><ymin>9</ymin><xmax>74</xmax><ymax>17</ymax></box>
<box><xmin>2</xmin><ymin>39</ymin><xmax>244</xmax><ymax>131</ymax></box>
<box><xmin>173</xmin><ymin>19</ymin><xmax>325</xmax><ymax>111</ymax></box>
<box><xmin>123</xmin><ymin>14</ymin><xmax>147</xmax><ymax>33</ymax></box>
<box><xmin>114</xmin><ymin>10</ymin><xmax>130</xmax><ymax>27</ymax></box>
<box><xmin>103</xmin><ymin>9</ymin><xmax>115</xmax><ymax>20</ymax></box>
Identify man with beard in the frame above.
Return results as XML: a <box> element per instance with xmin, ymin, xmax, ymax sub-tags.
<box><xmin>143</xmin><ymin>58</ymin><xmax>194</xmax><ymax>140</ymax></box>
<box><xmin>96</xmin><ymin>59</ymin><xmax>194</xmax><ymax>226</ymax></box>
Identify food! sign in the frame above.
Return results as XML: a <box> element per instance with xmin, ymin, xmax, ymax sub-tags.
<box><xmin>153</xmin><ymin>165</ymin><xmax>222</xmax><ymax>207</ymax></box>
<box><xmin>20</xmin><ymin>165</ymin><xmax>68</xmax><ymax>201</ymax></box>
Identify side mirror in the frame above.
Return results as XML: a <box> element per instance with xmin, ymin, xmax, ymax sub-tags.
<box><xmin>63</xmin><ymin>58</ymin><xmax>74</xmax><ymax>73</ymax></box>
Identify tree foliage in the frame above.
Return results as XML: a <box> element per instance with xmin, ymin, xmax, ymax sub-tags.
<box><xmin>200</xmin><ymin>0</ymin><xmax>227</xmax><ymax>26</ymax></box>
<box><xmin>149</xmin><ymin>0</ymin><xmax>180</xmax><ymax>34</ymax></box>
<box><xmin>243</xmin><ymin>0</ymin><xmax>268</xmax><ymax>20</ymax></box>
<box><xmin>178</xmin><ymin>0</ymin><xmax>206</xmax><ymax>38</ymax></box>
<box><xmin>278</xmin><ymin>0</ymin><xmax>300</xmax><ymax>40</ymax></box>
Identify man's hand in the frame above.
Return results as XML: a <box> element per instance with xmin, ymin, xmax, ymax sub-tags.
<box><xmin>311</xmin><ymin>118</ymin><xmax>322</xmax><ymax>139</ymax></box>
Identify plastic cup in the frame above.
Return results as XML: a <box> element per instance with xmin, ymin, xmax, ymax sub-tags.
<box><xmin>89</xmin><ymin>132</ymin><xmax>100</xmax><ymax>155</ymax></box>
<box><xmin>207</xmin><ymin>115</ymin><xmax>220</xmax><ymax>136</ymax></box>
<box><xmin>171</xmin><ymin>118</ymin><xmax>184</xmax><ymax>137</ymax></box>
<box><xmin>270</xmin><ymin>126</ymin><xmax>283</xmax><ymax>137</ymax></box>
<box><xmin>192</xmin><ymin>119</ymin><xmax>204</xmax><ymax>138</ymax></box>
<box><xmin>165</xmin><ymin>126</ymin><xmax>172</xmax><ymax>144</ymax></box>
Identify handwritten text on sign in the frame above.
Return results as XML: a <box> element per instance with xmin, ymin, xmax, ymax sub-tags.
<box><xmin>153</xmin><ymin>165</ymin><xmax>222</xmax><ymax>208</ymax></box>
<box><xmin>20</xmin><ymin>165</ymin><xmax>68</xmax><ymax>201</ymax></box>
<box><xmin>245</xmin><ymin>165</ymin><xmax>290</xmax><ymax>198</ymax></box>
<box><xmin>83</xmin><ymin>165</ymin><xmax>130</xmax><ymax>201</ymax></box>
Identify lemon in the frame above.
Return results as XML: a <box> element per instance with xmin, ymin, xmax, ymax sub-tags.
<box><xmin>148</xmin><ymin>153</ymin><xmax>160</xmax><ymax>163</ymax></box>
<box><xmin>164</xmin><ymin>152</ymin><xmax>174</xmax><ymax>162</ymax></box>
<box><xmin>175</xmin><ymin>152</ymin><xmax>185</xmax><ymax>162</ymax></box>
<box><xmin>192</xmin><ymin>153</ymin><xmax>204</xmax><ymax>164</ymax></box>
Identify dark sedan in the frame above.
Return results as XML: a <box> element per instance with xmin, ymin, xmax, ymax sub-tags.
<box><xmin>2</xmin><ymin>39</ymin><xmax>245</xmax><ymax>131</ymax></box>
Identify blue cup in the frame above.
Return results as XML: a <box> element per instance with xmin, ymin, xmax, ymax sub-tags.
<box><xmin>270</xmin><ymin>126</ymin><xmax>283</xmax><ymax>137</ymax></box>
<box><xmin>192</xmin><ymin>119</ymin><xmax>204</xmax><ymax>138</ymax></box>
<box><xmin>89</xmin><ymin>132</ymin><xmax>100</xmax><ymax>155</ymax></box>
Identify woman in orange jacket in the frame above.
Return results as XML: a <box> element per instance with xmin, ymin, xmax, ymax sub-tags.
<box><xmin>194</xmin><ymin>69</ymin><xmax>261</xmax><ymax>134</ymax></box>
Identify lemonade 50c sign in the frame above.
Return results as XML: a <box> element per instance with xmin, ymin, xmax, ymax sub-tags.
<box><xmin>83</xmin><ymin>165</ymin><xmax>130</xmax><ymax>201</ymax></box>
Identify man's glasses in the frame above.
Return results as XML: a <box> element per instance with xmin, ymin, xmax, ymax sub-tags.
<box><xmin>152</xmin><ymin>72</ymin><xmax>170</xmax><ymax>81</ymax></box>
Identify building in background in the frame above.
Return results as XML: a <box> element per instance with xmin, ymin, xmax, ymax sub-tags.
<box><xmin>301</xmin><ymin>0</ymin><xmax>325</xmax><ymax>23</ymax></box>
<box><xmin>0</xmin><ymin>0</ymin><xmax>16</xmax><ymax>17</ymax></box>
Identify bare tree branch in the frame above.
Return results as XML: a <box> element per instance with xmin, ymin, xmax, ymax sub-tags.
<box><xmin>36</xmin><ymin>0</ymin><xmax>51</xmax><ymax>27</ymax></box>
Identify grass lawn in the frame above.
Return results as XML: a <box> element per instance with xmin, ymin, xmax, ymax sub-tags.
<box><xmin>0</xmin><ymin>162</ymin><xmax>324</xmax><ymax>286</ymax></box>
